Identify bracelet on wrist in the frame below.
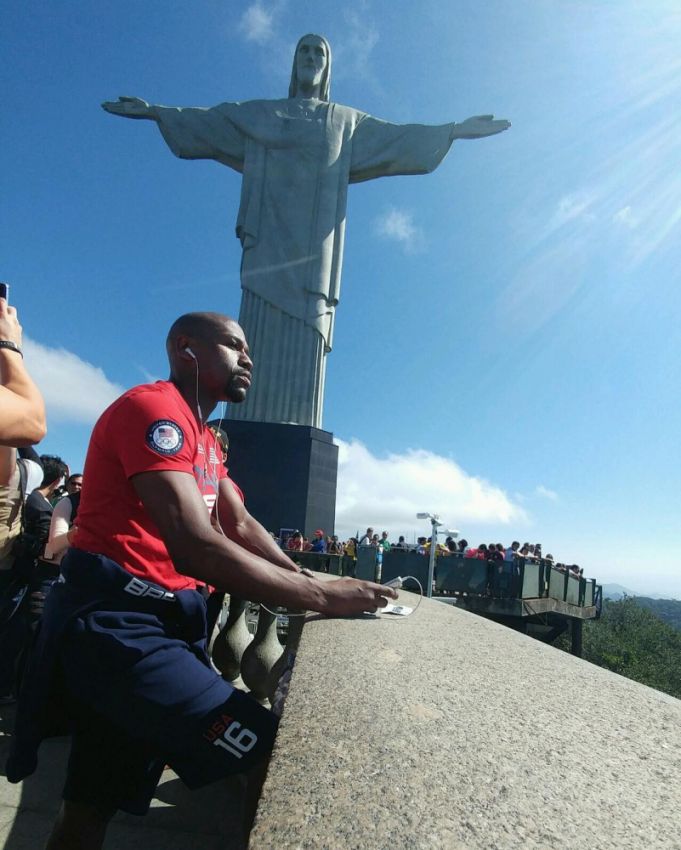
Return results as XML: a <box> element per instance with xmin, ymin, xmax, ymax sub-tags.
<box><xmin>0</xmin><ymin>340</ymin><xmax>23</xmax><ymax>358</ymax></box>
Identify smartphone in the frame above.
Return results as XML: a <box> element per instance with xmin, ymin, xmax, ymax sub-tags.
<box><xmin>0</xmin><ymin>283</ymin><xmax>9</xmax><ymax>302</ymax></box>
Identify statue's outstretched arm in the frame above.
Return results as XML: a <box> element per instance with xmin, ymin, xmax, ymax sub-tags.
<box><xmin>101</xmin><ymin>96</ymin><xmax>157</xmax><ymax>121</ymax></box>
<box><xmin>450</xmin><ymin>115</ymin><xmax>511</xmax><ymax>140</ymax></box>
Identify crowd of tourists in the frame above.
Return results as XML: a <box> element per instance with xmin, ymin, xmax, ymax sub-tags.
<box><xmin>279</xmin><ymin>528</ymin><xmax>582</xmax><ymax>576</ymax></box>
<box><xmin>0</xmin><ymin>449</ymin><xmax>82</xmax><ymax>702</ymax></box>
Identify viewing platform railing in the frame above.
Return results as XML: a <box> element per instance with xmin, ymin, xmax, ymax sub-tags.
<box><xmin>352</xmin><ymin>547</ymin><xmax>602</xmax><ymax>611</ymax></box>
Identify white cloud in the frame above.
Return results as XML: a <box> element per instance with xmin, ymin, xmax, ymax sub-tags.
<box><xmin>535</xmin><ymin>484</ymin><xmax>558</xmax><ymax>502</ymax></box>
<box><xmin>335</xmin><ymin>438</ymin><xmax>526</xmax><ymax>538</ymax></box>
<box><xmin>374</xmin><ymin>206</ymin><xmax>425</xmax><ymax>254</ymax></box>
<box><xmin>238</xmin><ymin>2</ymin><xmax>276</xmax><ymax>45</ymax></box>
<box><xmin>24</xmin><ymin>337</ymin><xmax>124</xmax><ymax>424</ymax></box>
<box><xmin>548</xmin><ymin>191</ymin><xmax>597</xmax><ymax>232</ymax></box>
<box><xmin>612</xmin><ymin>205</ymin><xmax>639</xmax><ymax>230</ymax></box>
<box><xmin>334</xmin><ymin>9</ymin><xmax>380</xmax><ymax>84</ymax></box>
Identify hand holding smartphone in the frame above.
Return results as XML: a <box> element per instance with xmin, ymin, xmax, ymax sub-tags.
<box><xmin>0</xmin><ymin>282</ymin><xmax>22</xmax><ymax>350</ymax></box>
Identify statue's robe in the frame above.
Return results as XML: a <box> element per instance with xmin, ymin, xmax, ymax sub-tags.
<box><xmin>154</xmin><ymin>98</ymin><xmax>454</xmax><ymax>427</ymax></box>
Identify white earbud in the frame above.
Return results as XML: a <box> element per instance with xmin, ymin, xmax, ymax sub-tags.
<box><xmin>185</xmin><ymin>346</ymin><xmax>203</xmax><ymax>422</ymax></box>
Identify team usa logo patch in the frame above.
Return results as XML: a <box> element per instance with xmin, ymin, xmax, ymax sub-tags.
<box><xmin>146</xmin><ymin>420</ymin><xmax>184</xmax><ymax>456</ymax></box>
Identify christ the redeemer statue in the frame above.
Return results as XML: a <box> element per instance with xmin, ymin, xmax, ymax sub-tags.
<box><xmin>103</xmin><ymin>34</ymin><xmax>509</xmax><ymax>428</ymax></box>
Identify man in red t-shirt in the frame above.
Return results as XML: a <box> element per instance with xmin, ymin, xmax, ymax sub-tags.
<box><xmin>9</xmin><ymin>312</ymin><xmax>396</xmax><ymax>848</ymax></box>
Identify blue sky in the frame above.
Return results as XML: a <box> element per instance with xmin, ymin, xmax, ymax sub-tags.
<box><xmin>4</xmin><ymin>1</ymin><xmax>681</xmax><ymax>596</ymax></box>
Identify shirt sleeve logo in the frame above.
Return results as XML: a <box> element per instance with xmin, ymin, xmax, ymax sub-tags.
<box><xmin>146</xmin><ymin>420</ymin><xmax>184</xmax><ymax>456</ymax></box>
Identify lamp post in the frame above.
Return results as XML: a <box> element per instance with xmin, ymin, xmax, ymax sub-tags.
<box><xmin>415</xmin><ymin>513</ymin><xmax>450</xmax><ymax>597</ymax></box>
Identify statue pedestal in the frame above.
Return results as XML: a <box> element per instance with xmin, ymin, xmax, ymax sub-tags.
<box><xmin>216</xmin><ymin>420</ymin><xmax>338</xmax><ymax>539</ymax></box>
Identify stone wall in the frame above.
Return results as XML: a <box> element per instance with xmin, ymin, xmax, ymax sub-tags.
<box><xmin>250</xmin><ymin>591</ymin><xmax>681</xmax><ymax>849</ymax></box>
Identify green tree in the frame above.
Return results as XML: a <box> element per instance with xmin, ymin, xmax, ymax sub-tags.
<box><xmin>559</xmin><ymin>598</ymin><xmax>681</xmax><ymax>699</ymax></box>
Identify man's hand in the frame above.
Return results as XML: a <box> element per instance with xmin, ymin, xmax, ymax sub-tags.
<box><xmin>101</xmin><ymin>96</ymin><xmax>155</xmax><ymax>120</ymax></box>
<box><xmin>0</xmin><ymin>299</ymin><xmax>22</xmax><ymax>348</ymax></box>
<box><xmin>451</xmin><ymin>115</ymin><xmax>511</xmax><ymax>140</ymax></box>
<box><xmin>319</xmin><ymin>578</ymin><xmax>398</xmax><ymax>617</ymax></box>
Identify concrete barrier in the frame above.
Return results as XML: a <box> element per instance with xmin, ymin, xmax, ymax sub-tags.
<box><xmin>250</xmin><ymin>585</ymin><xmax>681</xmax><ymax>849</ymax></box>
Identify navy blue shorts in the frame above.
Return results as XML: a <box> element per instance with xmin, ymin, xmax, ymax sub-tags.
<box><xmin>58</xmin><ymin>597</ymin><xmax>277</xmax><ymax>815</ymax></box>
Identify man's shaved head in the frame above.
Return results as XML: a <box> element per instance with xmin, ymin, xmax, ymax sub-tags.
<box><xmin>166</xmin><ymin>312</ymin><xmax>237</xmax><ymax>360</ymax></box>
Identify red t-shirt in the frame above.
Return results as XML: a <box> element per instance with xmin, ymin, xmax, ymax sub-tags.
<box><xmin>74</xmin><ymin>381</ymin><xmax>227</xmax><ymax>591</ymax></box>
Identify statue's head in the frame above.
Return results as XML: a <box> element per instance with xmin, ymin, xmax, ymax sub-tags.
<box><xmin>289</xmin><ymin>33</ymin><xmax>332</xmax><ymax>101</ymax></box>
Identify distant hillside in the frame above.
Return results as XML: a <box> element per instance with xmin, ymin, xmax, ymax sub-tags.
<box><xmin>601</xmin><ymin>586</ymin><xmax>681</xmax><ymax>630</ymax></box>
<box><xmin>602</xmin><ymin>583</ymin><xmax>640</xmax><ymax>599</ymax></box>
<box><xmin>635</xmin><ymin>597</ymin><xmax>681</xmax><ymax>632</ymax></box>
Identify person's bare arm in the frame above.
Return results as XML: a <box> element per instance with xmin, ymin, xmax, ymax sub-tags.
<box><xmin>216</xmin><ymin>478</ymin><xmax>300</xmax><ymax>572</ymax></box>
<box><xmin>44</xmin><ymin>497</ymin><xmax>73</xmax><ymax>560</ymax></box>
<box><xmin>0</xmin><ymin>300</ymin><xmax>46</xmax><ymax>446</ymax></box>
<box><xmin>0</xmin><ymin>446</ymin><xmax>15</xmax><ymax>487</ymax></box>
<box><xmin>132</xmin><ymin>470</ymin><xmax>396</xmax><ymax>616</ymax></box>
